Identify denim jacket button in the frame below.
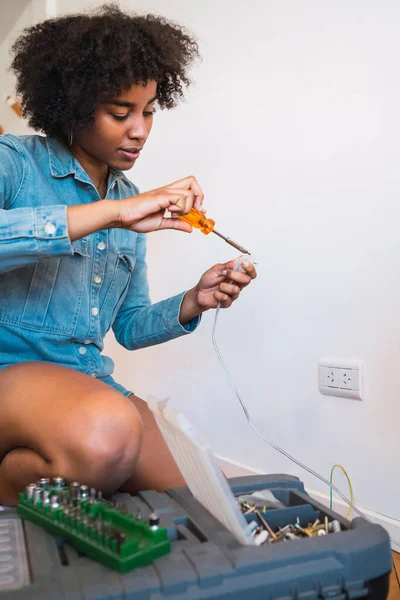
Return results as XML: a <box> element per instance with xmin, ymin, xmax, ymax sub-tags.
<box><xmin>44</xmin><ymin>221</ymin><xmax>56</xmax><ymax>235</ymax></box>
<box><xmin>97</xmin><ymin>242</ymin><xmax>106</xmax><ymax>251</ymax></box>
<box><xmin>78</xmin><ymin>347</ymin><xmax>87</xmax><ymax>355</ymax></box>
<box><xmin>93</xmin><ymin>274</ymin><xmax>102</xmax><ymax>284</ymax></box>
<box><xmin>91</xmin><ymin>307</ymin><xmax>99</xmax><ymax>316</ymax></box>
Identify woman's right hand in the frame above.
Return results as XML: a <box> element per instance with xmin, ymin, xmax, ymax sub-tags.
<box><xmin>116</xmin><ymin>176</ymin><xmax>204</xmax><ymax>233</ymax></box>
<box><xmin>67</xmin><ymin>176</ymin><xmax>204</xmax><ymax>241</ymax></box>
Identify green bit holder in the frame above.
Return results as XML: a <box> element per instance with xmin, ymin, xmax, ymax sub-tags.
<box><xmin>17</xmin><ymin>487</ymin><xmax>170</xmax><ymax>573</ymax></box>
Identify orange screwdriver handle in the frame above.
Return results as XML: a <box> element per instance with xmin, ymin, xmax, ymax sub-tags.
<box><xmin>178</xmin><ymin>208</ymin><xmax>215</xmax><ymax>235</ymax></box>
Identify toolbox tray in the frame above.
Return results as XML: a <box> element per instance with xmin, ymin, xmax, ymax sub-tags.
<box><xmin>0</xmin><ymin>474</ymin><xmax>392</xmax><ymax>599</ymax></box>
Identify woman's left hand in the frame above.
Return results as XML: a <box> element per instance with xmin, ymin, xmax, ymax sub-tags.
<box><xmin>180</xmin><ymin>258</ymin><xmax>257</xmax><ymax>324</ymax></box>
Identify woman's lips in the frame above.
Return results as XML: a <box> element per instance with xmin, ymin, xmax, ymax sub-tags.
<box><xmin>118</xmin><ymin>148</ymin><xmax>141</xmax><ymax>160</ymax></box>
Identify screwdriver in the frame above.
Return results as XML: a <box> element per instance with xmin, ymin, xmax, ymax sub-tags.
<box><xmin>178</xmin><ymin>208</ymin><xmax>251</xmax><ymax>255</ymax></box>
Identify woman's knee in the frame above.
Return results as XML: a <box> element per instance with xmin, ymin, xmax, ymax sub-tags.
<box><xmin>62</xmin><ymin>390</ymin><xmax>143</xmax><ymax>490</ymax></box>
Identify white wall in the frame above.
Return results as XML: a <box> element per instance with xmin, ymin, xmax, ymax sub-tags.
<box><xmin>102</xmin><ymin>0</ymin><xmax>400</xmax><ymax>521</ymax></box>
<box><xmin>1</xmin><ymin>0</ymin><xmax>398</xmax><ymax>522</ymax></box>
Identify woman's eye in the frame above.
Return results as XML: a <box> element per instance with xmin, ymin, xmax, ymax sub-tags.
<box><xmin>112</xmin><ymin>114</ymin><xmax>129</xmax><ymax>121</ymax></box>
<box><xmin>144</xmin><ymin>108</ymin><xmax>156</xmax><ymax>116</ymax></box>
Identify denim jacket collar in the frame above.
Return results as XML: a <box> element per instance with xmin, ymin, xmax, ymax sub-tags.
<box><xmin>46</xmin><ymin>137</ymin><xmax>130</xmax><ymax>189</ymax></box>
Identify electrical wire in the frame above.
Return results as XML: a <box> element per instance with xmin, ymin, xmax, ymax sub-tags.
<box><xmin>330</xmin><ymin>464</ymin><xmax>354</xmax><ymax>519</ymax></box>
<box><xmin>211</xmin><ymin>304</ymin><xmax>400</xmax><ymax>560</ymax></box>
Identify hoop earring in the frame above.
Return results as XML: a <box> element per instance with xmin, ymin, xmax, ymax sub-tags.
<box><xmin>68</xmin><ymin>130</ymin><xmax>73</xmax><ymax>146</ymax></box>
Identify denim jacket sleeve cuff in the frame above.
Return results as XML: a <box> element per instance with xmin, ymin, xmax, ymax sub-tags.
<box><xmin>35</xmin><ymin>205</ymin><xmax>73</xmax><ymax>257</ymax></box>
<box><xmin>164</xmin><ymin>291</ymin><xmax>202</xmax><ymax>335</ymax></box>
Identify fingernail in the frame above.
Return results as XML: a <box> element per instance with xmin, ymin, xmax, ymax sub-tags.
<box><xmin>222</xmin><ymin>270</ymin><xmax>227</xmax><ymax>276</ymax></box>
<box><xmin>242</xmin><ymin>261</ymin><xmax>250</xmax><ymax>268</ymax></box>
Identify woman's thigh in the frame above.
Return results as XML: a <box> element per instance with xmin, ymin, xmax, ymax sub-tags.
<box><xmin>0</xmin><ymin>362</ymin><xmax>143</xmax><ymax>500</ymax></box>
<box><xmin>0</xmin><ymin>362</ymin><xmax>185</xmax><ymax>502</ymax></box>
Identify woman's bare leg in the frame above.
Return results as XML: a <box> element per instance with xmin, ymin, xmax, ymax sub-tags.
<box><xmin>0</xmin><ymin>362</ymin><xmax>185</xmax><ymax>506</ymax></box>
<box><xmin>120</xmin><ymin>395</ymin><xmax>186</xmax><ymax>493</ymax></box>
<box><xmin>0</xmin><ymin>362</ymin><xmax>142</xmax><ymax>505</ymax></box>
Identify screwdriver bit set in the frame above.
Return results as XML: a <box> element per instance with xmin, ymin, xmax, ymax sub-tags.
<box><xmin>17</xmin><ymin>477</ymin><xmax>170</xmax><ymax>573</ymax></box>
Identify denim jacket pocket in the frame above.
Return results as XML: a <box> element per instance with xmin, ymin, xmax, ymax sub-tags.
<box><xmin>18</xmin><ymin>237</ymin><xmax>89</xmax><ymax>335</ymax></box>
<box><xmin>101</xmin><ymin>248</ymin><xmax>136</xmax><ymax>334</ymax></box>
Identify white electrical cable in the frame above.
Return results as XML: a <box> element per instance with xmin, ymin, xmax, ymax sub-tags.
<box><xmin>212</xmin><ymin>303</ymin><xmax>400</xmax><ymax>547</ymax></box>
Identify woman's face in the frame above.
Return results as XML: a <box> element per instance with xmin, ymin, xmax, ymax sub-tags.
<box><xmin>75</xmin><ymin>80</ymin><xmax>157</xmax><ymax>170</ymax></box>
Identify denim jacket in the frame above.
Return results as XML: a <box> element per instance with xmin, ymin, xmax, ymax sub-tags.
<box><xmin>0</xmin><ymin>134</ymin><xmax>200</xmax><ymax>396</ymax></box>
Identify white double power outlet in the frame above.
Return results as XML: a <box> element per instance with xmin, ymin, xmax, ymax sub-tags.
<box><xmin>318</xmin><ymin>358</ymin><xmax>364</xmax><ymax>401</ymax></box>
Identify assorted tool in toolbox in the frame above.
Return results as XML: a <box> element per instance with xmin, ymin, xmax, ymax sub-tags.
<box><xmin>237</xmin><ymin>490</ymin><xmax>343</xmax><ymax>546</ymax></box>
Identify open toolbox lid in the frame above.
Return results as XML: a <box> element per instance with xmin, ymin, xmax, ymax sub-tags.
<box><xmin>147</xmin><ymin>396</ymin><xmax>254</xmax><ymax>545</ymax></box>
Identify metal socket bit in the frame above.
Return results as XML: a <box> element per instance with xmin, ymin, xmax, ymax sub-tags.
<box><xmin>102</xmin><ymin>522</ymin><xmax>110</xmax><ymax>536</ymax></box>
<box><xmin>118</xmin><ymin>532</ymin><xmax>126</xmax><ymax>552</ymax></box>
<box><xmin>148</xmin><ymin>513</ymin><xmax>160</xmax><ymax>529</ymax></box>
<box><xmin>135</xmin><ymin>509</ymin><xmax>143</xmax><ymax>521</ymax></box>
<box><xmin>80</xmin><ymin>485</ymin><xmax>89</xmax><ymax>499</ymax></box>
<box><xmin>26</xmin><ymin>484</ymin><xmax>36</xmax><ymax>501</ymax></box>
<box><xmin>50</xmin><ymin>495</ymin><xmax>60</xmax><ymax>510</ymax></box>
<box><xmin>96</xmin><ymin>518</ymin><xmax>103</xmax><ymax>533</ymax></box>
<box><xmin>69</xmin><ymin>482</ymin><xmax>81</xmax><ymax>502</ymax></box>
<box><xmin>37</xmin><ymin>478</ymin><xmax>50</xmax><ymax>490</ymax></box>
<box><xmin>82</xmin><ymin>517</ymin><xmax>88</xmax><ymax>529</ymax></box>
<box><xmin>33</xmin><ymin>487</ymin><xmax>42</xmax><ymax>505</ymax></box>
<box><xmin>110</xmin><ymin>527</ymin><xmax>117</xmax><ymax>549</ymax></box>
<box><xmin>97</xmin><ymin>491</ymin><xmax>103</xmax><ymax>501</ymax></box>
<box><xmin>53</xmin><ymin>477</ymin><xmax>65</xmax><ymax>489</ymax></box>
<box><xmin>42</xmin><ymin>490</ymin><xmax>51</xmax><ymax>506</ymax></box>
<box><xmin>90</xmin><ymin>488</ymin><xmax>96</xmax><ymax>500</ymax></box>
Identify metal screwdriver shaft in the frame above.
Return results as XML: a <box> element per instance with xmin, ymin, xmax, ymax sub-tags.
<box><xmin>211</xmin><ymin>229</ymin><xmax>251</xmax><ymax>255</ymax></box>
<box><xmin>177</xmin><ymin>208</ymin><xmax>251</xmax><ymax>255</ymax></box>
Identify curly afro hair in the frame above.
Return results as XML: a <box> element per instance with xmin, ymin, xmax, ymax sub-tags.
<box><xmin>10</xmin><ymin>3</ymin><xmax>199</xmax><ymax>142</ymax></box>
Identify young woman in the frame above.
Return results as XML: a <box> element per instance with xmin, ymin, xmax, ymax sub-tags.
<box><xmin>0</xmin><ymin>5</ymin><xmax>256</xmax><ymax>505</ymax></box>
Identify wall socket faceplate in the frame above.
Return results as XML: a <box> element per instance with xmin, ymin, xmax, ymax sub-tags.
<box><xmin>318</xmin><ymin>357</ymin><xmax>364</xmax><ymax>401</ymax></box>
